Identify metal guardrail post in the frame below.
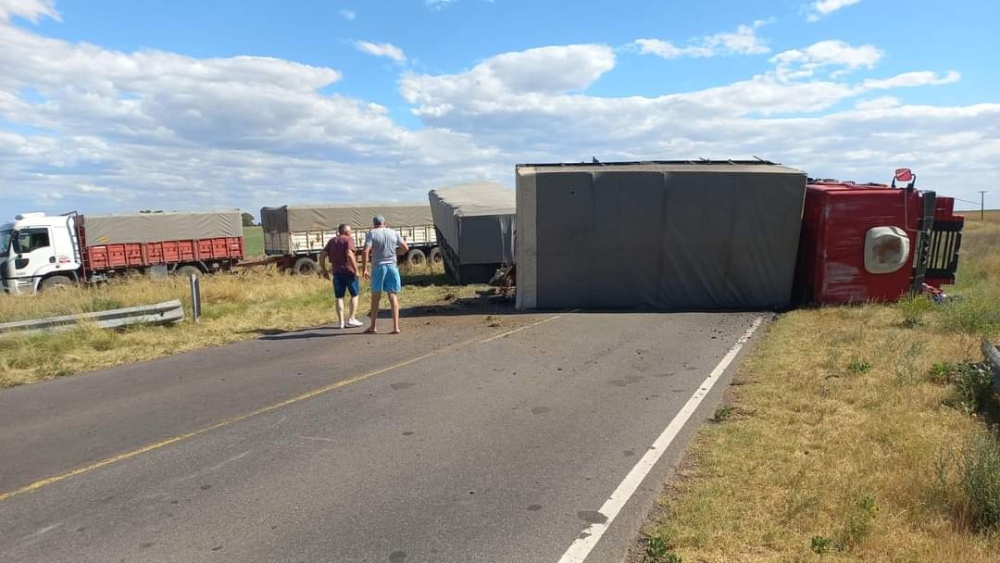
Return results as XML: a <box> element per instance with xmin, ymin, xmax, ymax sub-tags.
<box><xmin>190</xmin><ymin>274</ymin><xmax>202</xmax><ymax>324</ymax></box>
<box><xmin>982</xmin><ymin>340</ymin><xmax>1000</xmax><ymax>394</ymax></box>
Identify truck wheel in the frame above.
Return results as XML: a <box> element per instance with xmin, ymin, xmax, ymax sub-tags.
<box><xmin>175</xmin><ymin>265</ymin><xmax>202</xmax><ymax>278</ymax></box>
<box><xmin>428</xmin><ymin>247</ymin><xmax>443</xmax><ymax>265</ymax></box>
<box><xmin>40</xmin><ymin>275</ymin><xmax>73</xmax><ymax>291</ymax></box>
<box><xmin>406</xmin><ymin>250</ymin><xmax>426</xmax><ymax>267</ymax></box>
<box><xmin>293</xmin><ymin>257</ymin><xmax>318</xmax><ymax>276</ymax></box>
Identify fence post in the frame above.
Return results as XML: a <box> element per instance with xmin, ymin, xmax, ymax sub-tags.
<box><xmin>190</xmin><ymin>274</ymin><xmax>201</xmax><ymax>324</ymax></box>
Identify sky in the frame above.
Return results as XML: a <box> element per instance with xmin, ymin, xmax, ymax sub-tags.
<box><xmin>0</xmin><ymin>0</ymin><xmax>998</xmax><ymax>222</ymax></box>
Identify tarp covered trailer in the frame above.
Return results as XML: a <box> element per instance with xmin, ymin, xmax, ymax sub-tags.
<box><xmin>515</xmin><ymin>161</ymin><xmax>808</xmax><ymax>311</ymax></box>
<box><xmin>260</xmin><ymin>203</ymin><xmax>438</xmax><ymax>274</ymax></box>
<box><xmin>428</xmin><ymin>182</ymin><xmax>516</xmax><ymax>285</ymax></box>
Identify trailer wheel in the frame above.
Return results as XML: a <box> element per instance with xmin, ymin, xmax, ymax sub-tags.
<box><xmin>175</xmin><ymin>265</ymin><xmax>202</xmax><ymax>278</ymax></box>
<box><xmin>406</xmin><ymin>250</ymin><xmax>426</xmax><ymax>267</ymax></box>
<box><xmin>293</xmin><ymin>257</ymin><xmax>318</xmax><ymax>276</ymax></box>
<box><xmin>40</xmin><ymin>275</ymin><xmax>73</xmax><ymax>291</ymax></box>
<box><xmin>428</xmin><ymin>247</ymin><xmax>443</xmax><ymax>265</ymax></box>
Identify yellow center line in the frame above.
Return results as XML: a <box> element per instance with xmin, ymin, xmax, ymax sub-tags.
<box><xmin>0</xmin><ymin>312</ymin><xmax>569</xmax><ymax>503</ymax></box>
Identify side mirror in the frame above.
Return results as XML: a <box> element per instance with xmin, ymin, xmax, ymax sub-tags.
<box><xmin>891</xmin><ymin>168</ymin><xmax>916</xmax><ymax>189</ymax></box>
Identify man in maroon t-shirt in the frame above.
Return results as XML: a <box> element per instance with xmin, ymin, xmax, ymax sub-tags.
<box><xmin>319</xmin><ymin>224</ymin><xmax>363</xmax><ymax>329</ymax></box>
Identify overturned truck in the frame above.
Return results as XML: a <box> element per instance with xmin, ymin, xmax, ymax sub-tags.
<box><xmin>515</xmin><ymin>161</ymin><xmax>808</xmax><ymax>311</ymax></box>
<box><xmin>428</xmin><ymin>182</ymin><xmax>516</xmax><ymax>285</ymax></box>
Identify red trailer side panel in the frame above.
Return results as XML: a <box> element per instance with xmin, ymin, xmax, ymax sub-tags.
<box><xmin>84</xmin><ymin>237</ymin><xmax>244</xmax><ymax>271</ymax></box>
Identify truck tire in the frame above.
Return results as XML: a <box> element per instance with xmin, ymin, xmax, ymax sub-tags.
<box><xmin>175</xmin><ymin>265</ymin><xmax>202</xmax><ymax>278</ymax></box>
<box><xmin>40</xmin><ymin>275</ymin><xmax>73</xmax><ymax>291</ymax></box>
<box><xmin>293</xmin><ymin>257</ymin><xmax>318</xmax><ymax>276</ymax></box>
<box><xmin>406</xmin><ymin>249</ymin><xmax>426</xmax><ymax>267</ymax></box>
<box><xmin>428</xmin><ymin>247</ymin><xmax>443</xmax><ymax>265</ymax></box>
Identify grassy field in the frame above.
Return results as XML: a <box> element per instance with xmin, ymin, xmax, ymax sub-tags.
<box><xmin>0</xmin><ymin>265</ymin><xmax>484</xmax><ymax>388</ymax></box>
<box><xmin>637</xmin><ymin>211</ymin><xmax>1000</xmax><ymax>562</ymax></box>
<box><xmin>244</xmin><ymin>225</ymin><xmax>264</xmax><ymax>257</ymax></box>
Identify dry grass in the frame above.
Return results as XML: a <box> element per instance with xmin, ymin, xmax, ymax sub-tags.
<box><xmin>642</xmin><ymin>211</ymin><xmax>1000</xmax><ymax>562</ymax></box>
<box><xmin>0</xmin><ymin>265</ymin><xmax>481</xmax><ymax>388</ymax></box>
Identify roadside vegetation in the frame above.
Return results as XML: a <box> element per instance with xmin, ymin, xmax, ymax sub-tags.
<box><xmin>637</xmin><ymin>211</ymin><xmax>1000</xmax><ymax>562</ymax></box>
<box><xmin>0</xmin><ymin>264</ymin><xmax>479</xmax><ymax>387</ymax></box>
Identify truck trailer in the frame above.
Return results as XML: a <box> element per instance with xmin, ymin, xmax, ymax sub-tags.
<box><xmin>428</xmin><ymin>182</ymin><xmax>516</xmax><ymax>285</ymax></box>
<box><xmin>0</xmin><ymin>210</ymin><xmax>245</xmax><ymax>294</ymax></box>
<box><xmin>260</xmin><ymin>203</ymin><xmax>439</xmax><ymax>275</ymax></box>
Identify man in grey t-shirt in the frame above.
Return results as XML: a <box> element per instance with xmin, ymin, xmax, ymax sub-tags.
<box><xmin>361</xmin><ymin>214</ymin><xmax>409</xmax><ymax>334</ymax></box>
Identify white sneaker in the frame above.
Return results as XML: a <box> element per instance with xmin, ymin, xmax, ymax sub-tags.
<box><xmin>337</xmin><ymin>320</ymin><xmax>345</xmax><ymax>329</ymax></box>
<box><xmin>347</xmin><ymin>318</ymin><xmax>364</xmax><ymax>328</ymax></box>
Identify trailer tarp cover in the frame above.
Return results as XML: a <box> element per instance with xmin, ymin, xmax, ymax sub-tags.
<box><xmin>260</xmin><ymin>204</ymin><xmax>433</xmax><ymax>233</ymax></box>
<box><xmin>428</xmin><ymin>182</ymin><xmax>516</xmax><ymax>265</ymax></box>
<box><xmin>516</xmin><ymin>162</ymin><xmax>807</xmax><ymax>311</ymax></box>
<box><xmin>83</xmin><ymin>210</ymin><xmax>243</xmax><ymax>245</ymax></box>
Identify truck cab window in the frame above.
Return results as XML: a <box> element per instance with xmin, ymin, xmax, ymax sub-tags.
<box><xmin>13</xmin><ymin>228</ymin><xmax>51</xmax><ymax>254</ymax></box>
<box><xmin>0</xmin><ymin>230</ymin><xmax>11</xmax><ymax>257</ymax></box>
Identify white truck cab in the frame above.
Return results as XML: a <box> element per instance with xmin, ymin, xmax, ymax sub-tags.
<box><xmin>0</xmin><ymin>212</ymin><xmax>81</xmax><ymax>294</ymax></box>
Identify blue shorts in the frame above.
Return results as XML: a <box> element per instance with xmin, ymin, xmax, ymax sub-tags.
<box><xmin>370</xmin><ymin>264</ymin><xmax>401</xmax><ymax>294</ymax></box>
<box><xmin>333</xmin><ymin>273</ymin><xmax>360</xmax><ymax>298</ymax></box>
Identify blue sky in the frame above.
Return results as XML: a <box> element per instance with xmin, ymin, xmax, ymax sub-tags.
<box><xmin>0</xmin><ymin>0</ymin><xmax>998</xmax><ymax>220</ymax></box>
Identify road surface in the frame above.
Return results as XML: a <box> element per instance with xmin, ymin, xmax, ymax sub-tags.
<box><xmin>0</xmin><ymin>307</ymin><xmax>764</xmax><ymax>563</ymax></box>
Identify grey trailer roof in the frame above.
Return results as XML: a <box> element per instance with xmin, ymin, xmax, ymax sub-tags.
<box><xmin>83</xmin><ymin>210</ymin><xmax>243</xmax><ymax>245</ymax></box>
<box><xmin>426</xmin><ymin>182</ymin><xmax>515</xmax><ymax>216</ymax></box>
<box><xmin>516</xmin><ymin>160</ymin><xmax>805</xmax><ymax>176</ymax></box>
<box><xmin>260</xmin><ymin>203</ymin><xmax>434</xmax><ymax>233</ymax></box>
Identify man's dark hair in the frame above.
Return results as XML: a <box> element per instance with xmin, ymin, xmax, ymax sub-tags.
<box><xmin>338</xmin><ymin>223</ymin><xmax>348</xmax><ymax>235</ymax></box>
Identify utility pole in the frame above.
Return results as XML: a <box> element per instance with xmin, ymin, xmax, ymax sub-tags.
<box><xmin>979</xmin><ymin>190</ymin><xmax>988</xmax><ymax>221</ymax></box>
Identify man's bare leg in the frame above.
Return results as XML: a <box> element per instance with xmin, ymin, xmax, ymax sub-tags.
<box><xmin>367</xmin><ymin>291</ymin><xmax>381</xmax><ymax>333</ymax></box>
<box><xmin>388</xmin><ymin>292</ymin><xmax>400</xmax><ymax>333</ymax></box>
<box><xmin>349</xmin><ymin>295</ymin><xmax>359</xmax><ymax>323</ymax></box>
<box><xmin>335</xmin><ymin>297</ymin><xmax>345</xmax><ymax>328</ymax></box>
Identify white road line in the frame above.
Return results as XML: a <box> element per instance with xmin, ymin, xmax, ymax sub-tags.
<box><xmin>555</xmin><ymin>316</ymin><xmax>766</xmax><ymax>563</ymax></box>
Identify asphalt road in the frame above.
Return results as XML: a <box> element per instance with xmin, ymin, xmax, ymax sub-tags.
<box><xmin>0</xmin><ymin>308</ymin><xmax>764</xmax><ymax>563</ymax></box>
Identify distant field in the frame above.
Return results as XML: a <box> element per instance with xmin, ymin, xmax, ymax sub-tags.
<box><xmin>244</xmin><ymin>225</ymin><xmax>264</xmax><ymax>257</ymax></box>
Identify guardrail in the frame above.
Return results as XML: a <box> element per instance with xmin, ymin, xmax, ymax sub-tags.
<box><xmin>984</xmin><ymin>340</ymin><xmax>1000</xmax><ymax>394</ymax></box>
<box><xmin>0</xmin><ymin>299</ymin><xmax>185</xmax><ymax>337</ymax></box>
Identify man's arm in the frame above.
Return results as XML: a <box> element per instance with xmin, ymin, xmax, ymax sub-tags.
<box><xmin>361</xmin><ymin>232</ymin><xmax>372</xmax><ymax>280</ymax></box>
<box><xmin>397</xmin><ymin>232</ymin><xmax>409</xmax><ymax>255</ymax></box>
<box><xmin>319</xmin><ymin>242</ymin><xmax>330</xmax><ymax>277</ymax></box>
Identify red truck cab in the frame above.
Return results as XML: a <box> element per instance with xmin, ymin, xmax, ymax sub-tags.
<box><xmin>794</xmin><ymin>169</ymin><xmax>964</xmax><ymax>305</ymax></box>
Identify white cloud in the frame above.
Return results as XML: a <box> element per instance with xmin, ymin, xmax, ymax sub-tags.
<box><xmin>426</xmin><ymin>0</ymin><xmax>456</xmax><ymax>9</ymax></box>
<box><xmin>634</xmin><ymin>20</ymin><xmax>771</xmax><ymax>59</ymax></box>
<box><xmin>353</xmin><ymin>40</ymin><xmax>407</xmax><ymax>63</ymax></box>
<box><xmin>339</xmin><ymin>9</ymin><xmax>356</xmax><ymax>21</ymax></box>
<box><xmin>771</xmin><ymin>40</ymin><xmax>882</xmax><ymax>79</ymax></box>
<box><xmin>0</xmin><ymin>0</ymin><xmax>59</xmax><ymax>23</ymax></box>
<box><xmin>0</xmin><ymin>10</ymin><xmax>994</xmax><ymax>215</ymax></box>
<box><xmin>807</xmin><ymin>0</ymin><xmax>861</xmax><ymax>22</ymax></box>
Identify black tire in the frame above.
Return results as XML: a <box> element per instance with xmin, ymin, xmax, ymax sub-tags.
<box><xmin>428</xmin><ymin>247</ymin><xmax>443</xmax><ymax>265</ymax></box>
<box><xmin>293</xmin><ymin>257</ymin><xmax>318</xmax><ymax>276</ymax></box>
<box><xmin>40</xmin><ymin>275</ymin><xmax>73</xmax><ymax>291</ymax></box>
<box><xmin>175</xmin><ymin>265</ymin><xmax>202</xmax><ymax>278</ymax></box>
<box><xmin>406</xmin><ymin>250</ymin><xmax>426</xmax><ymax>267</ymax></box>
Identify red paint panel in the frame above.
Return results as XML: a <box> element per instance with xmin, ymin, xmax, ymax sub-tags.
<box><xmin>797</xmin><ymin>183</ymin><xmax>923</xmax><ymax>305</ymax></box>
<box><xmin>82</xmin><ymin>236</ymin><xmax>244</xmax><ymax>273</ymax></box>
